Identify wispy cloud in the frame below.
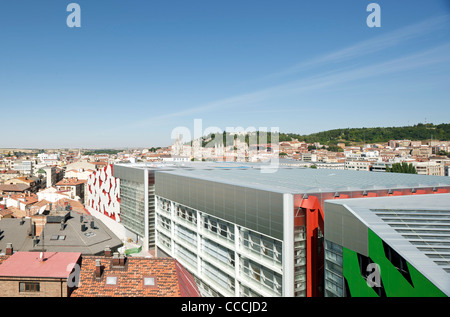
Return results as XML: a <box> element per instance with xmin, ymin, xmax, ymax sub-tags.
<box><xmin>134</xmin><ymin>43</ymin><xmax>450</xmax><ymax>126</ymax></box>
<box><xmin>131</xmin><ymin>15</ymin><xmax>450</xmax><ymax>129</ymax></box>
<box><xmin>265</xmin><ymin>14</ymin><xmax>450</xmax><ymax>80</ymax></box>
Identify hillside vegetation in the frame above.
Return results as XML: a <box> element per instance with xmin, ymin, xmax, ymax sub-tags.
<box><xmin>279</xmin><ymin>123</ymin><xmax>450</xmax><ymax>145</ymax></box>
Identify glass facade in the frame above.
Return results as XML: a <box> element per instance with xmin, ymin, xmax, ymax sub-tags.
<box><xmin>155</xmin><ymin>196</ymin><xmax>285</xmax><ymax>297</ymax></box>
<box><xmin>113</xmin><ymin>165</ymin><xmax>157</xmax><ymax>250</ymax></box>
<box><xmin>324</xmin><ymin>240</ymin><xmax>345</xmax><ymax>297</ymax></box>
<box><xmin>120</xmin><ymin>178</ymin><xmax>146</xmax><ymax>237</ymax></box>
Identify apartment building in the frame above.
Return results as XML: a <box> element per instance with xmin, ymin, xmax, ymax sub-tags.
<box><xmin>55</xmin><ymin>178</ymin><xmax>86</xmax><ymax>203</ymax></box>
<box><xmin>0</xmin><ymin>170</ymin><xmax>20</xmax><ymax>183</ymax></box>
<box><xmin>344</xmin><ymin>160</ymin><xmax>371</xmax><ymax>171</ymax></box>
<box><xmin>413</xmin><ymin>161</ymin><xmax>445</xmax><ymax>176</ymax></box>
<box><xmin>11</xmin><ymin>160</ymin><xmax>34</xmax><ymax>175</ymax></box>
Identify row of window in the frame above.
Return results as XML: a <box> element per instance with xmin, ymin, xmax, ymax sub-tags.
<box><xmin>156</xmin><ymin>197</ymin><xmax>284</xmax><ymax>296</ymax></box>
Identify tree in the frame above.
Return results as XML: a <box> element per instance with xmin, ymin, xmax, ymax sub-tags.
<box><xmin>386</xmin><ymin>162</ymin><xmax>417</xmax><ymax>174</ymax></box>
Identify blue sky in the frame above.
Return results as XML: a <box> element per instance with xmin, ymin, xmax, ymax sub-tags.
<box><xmin>0</xmin><ymin>0</ymin><xmax>450</xmax><ymax>148</ymax></box>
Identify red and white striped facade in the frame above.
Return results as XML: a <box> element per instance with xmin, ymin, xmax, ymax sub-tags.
<box><xmin>86</xmin><ymin>164</ymin><xmax>121</xmax><ymax>222</ymax></box>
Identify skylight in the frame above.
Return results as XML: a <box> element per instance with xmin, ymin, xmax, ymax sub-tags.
<box><xmin>144</xmin><ymin>277</ymin><xmax>155</xmax><ymax>286</ymax></box>
<box><xmin>105</xmin><ymin>276</ymin><xmax>117</xmax><ymax>285</ymax></box>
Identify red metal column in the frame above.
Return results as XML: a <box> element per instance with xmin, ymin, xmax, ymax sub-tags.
<box><xmin>301</xmin><ymin>195</ymin><xmax>324</xmax><ymax>297</ymax></box>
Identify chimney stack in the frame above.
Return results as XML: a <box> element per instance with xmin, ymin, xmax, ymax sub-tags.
<box><xmin>60</xmin><ymin>220</ymin><xmax>65</xmax><ymax>231</ymax></box>
<box><xmin>104</xmin><ymin>247</ymin><xmax>112</xmax><ymax>257</ymax></box>
<box><xmin>5</xmin><ymin>243</ymin><xmax>13</xmax><ymax>255</ymax></box>
<box><xmin>112</xmin><ymin>252</ymin><xmax>120</xmax><ymax>266</ymax></box>
<box><xmin>94</xmin><ymin>259</ymin><xmax>102</xmax><ymax>278</ymax></box>
<box><xmin>119</xmin><ymin>254</ymin><xmax>125</xmax><ymax>266</ymax></box>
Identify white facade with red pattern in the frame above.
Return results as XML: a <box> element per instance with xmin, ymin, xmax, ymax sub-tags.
<box><xmin>86</xmin><ymin>164</ymin><xmax>125</xmax><ymax>240</ymax></box>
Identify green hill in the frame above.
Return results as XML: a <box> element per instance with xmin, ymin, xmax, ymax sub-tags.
<box><xmin>279</xmin><ymin>123</ymin><xmax>450</xmax><ymax>145</ymax></box>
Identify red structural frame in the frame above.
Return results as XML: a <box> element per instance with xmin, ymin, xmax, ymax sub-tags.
<box><xmin>299</xmin><ymin>186</ymin><xmax>450</xmax><ymax>297</ymax></box>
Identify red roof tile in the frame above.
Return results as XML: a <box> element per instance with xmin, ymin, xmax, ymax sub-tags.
<box><xmin>70</xmin><ymin>256</ymin><xmax>201</xmax><ymax>297</ymax></box>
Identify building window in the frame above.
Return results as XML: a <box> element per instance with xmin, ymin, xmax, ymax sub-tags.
<box><xmin>19</xmin><ymin>282</ymin><xmax>40</xmax><ymax>293</ymax></box>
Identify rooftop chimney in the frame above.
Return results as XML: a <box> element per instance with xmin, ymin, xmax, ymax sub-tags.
<box><xmin>119</xmin><ymin>254</ymin><xmax>126</xmax><ymax>266</ymax></box>
<box><xmin>112</xmin><ymin>252</ymin><xmax>120</xmax><ymax>266</ymax></box>
<box><xmin>94</xmin><ymin>259</ymin><xmax>102</xmax><ymax>278</ymax></box>
<box><xmin>60</xmin><ymin>220</ymin><xmax>65</xmax><ymax>231</ymax></box>
<box><xmin>104</xmin><ymin>247</ymin><xmax>112</xmax><ymax>257</ymax></box>
<box><xmin>5</xmin><ymin>243</ymin><xmax>13</xmax><ymax>255</ymax></box>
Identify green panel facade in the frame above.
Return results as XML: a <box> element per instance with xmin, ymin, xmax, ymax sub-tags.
<box><xmin>342</xmin><ymin>229</ymin><xmax>446</xmax><ymax>297</ymax></box>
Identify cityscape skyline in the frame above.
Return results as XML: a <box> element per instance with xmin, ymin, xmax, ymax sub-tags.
<box><xmin>1</xmin><ymin>1</ymin><xmax>450</xmax><ymax>149</ymax></box>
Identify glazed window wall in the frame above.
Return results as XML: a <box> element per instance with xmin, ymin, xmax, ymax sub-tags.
<box><xmin>155</xmin><ymin>195</ymin><xmax>284</xmax><ymax>297</ymax></box>
<box><xmin>157</xmin><ymin>213</ymin><xmax>171</xmax><ymax>235</ymax></box>
<box><xmin>148</xmin><ymin>184</ymin><xmax>156</xmax><ymax>247</ymax></box>
<box><xmin>157</xmin><ymin>231</ymin><xmax>172</xmax><ymax>252</ymax></box>
<box><xmin>202</xmin><ymin>238</ymin><xmax>235</xmax><ymax>268</ymax></box>
<box><xmin>202</xmin><ymin>215</ymin><xmax>235</xmax><ymax>244</ymax></box>
<box><xmin>120</xmin><ymin>179</ymin><xmax>146</xmax><ymax>237</ymax></box>
<box><xmin>202</xmin><ymin>260</ymin><xmax>235</xmax><ymax>296</ymax></box>
<box><xmin>294</xmin><ymin>226</ymin><xmax>306</xmax><ymax>297</ymax></box>
<box><xmin>324</xmin><ymin>240</ymin><xmax>345</xmax><ymax>297</ymax></box>
<box><xmin>240</xmin><ymin>258</ymin><xmax>282</xmax><ymax>296</ymax></box>
<box><xmin>175</xmin><ymin>243</ymin><xmax>198</xmax><ymax>272</ymax></box>
<box><xmin>175</xmin><ymin>223</ymin><xmax>197</xmax><ymax>248</ymax></box>
<box><xmin>239</xmin><ymin>284</ymin><xmax>263</xmax><ymax>297</ymax></box>
<box><xmin>240</xmin><ymin>229</ymin><xmax>282</xmax><ymax>267</ymax></box>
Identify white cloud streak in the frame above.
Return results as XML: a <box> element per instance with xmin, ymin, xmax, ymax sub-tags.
<box><xmin>133</xmin><ymin>15</ymin><xmax>450</xmax><ymax>126</ymax></box>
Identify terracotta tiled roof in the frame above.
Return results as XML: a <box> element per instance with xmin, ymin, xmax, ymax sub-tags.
<box><xmin>9</xmin><ymin>193</ymin><xmax>38</xmax><ymax>205</ymax></box>
<box><xmin>0</xmin><ymin>208</ymin><xmax>13</xmax><ymax>217</ymax></box>
<box><xmin>6</xmin><ymin>206</ymin><xmax>27</xmax><ymax>218</ymax></box>
<box><xmin>53</xmin><ymin>198</ymin><xmax>90</xmax><ymax>215</ymax></box>
<box><xmin>30</xmin><ymin>199</ymin><xmax>51</xmax><ymax>209</ymax></box>
<box><xmin>70</xmin><ymin>256</ymin><xmax>201</xmax><ymax>297</ymax></box>
<box><xmin>56</xmin><ymin>178</ymin><xmax>87</xmax><ymax>186</ymax></box>
<box><xmin>0</xmin><ymin>184</ymin><xmax>30</xmax><ymax>192</ymax></box>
